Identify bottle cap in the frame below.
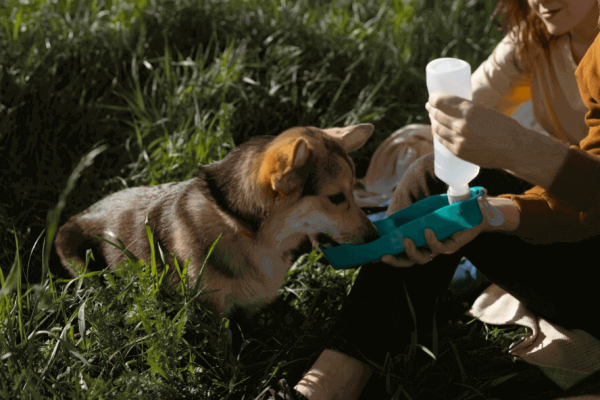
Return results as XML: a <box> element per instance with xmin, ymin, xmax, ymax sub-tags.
<box><xmin>447</xmin><ymin>184</ymin><xmax>471</xmax><ymax>204</ymax></box>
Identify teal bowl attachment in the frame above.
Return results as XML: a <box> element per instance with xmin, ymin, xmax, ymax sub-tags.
<box><xmin>321</xmin><ymin>186</ymin><xmax>486</xmax><ymax>270</ymax></box>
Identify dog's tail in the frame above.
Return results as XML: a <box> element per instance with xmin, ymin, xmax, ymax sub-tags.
<box><xmin>54</xmin><ymin>220</ymin><xmax>107</xmax><ymax>276</ymax></box>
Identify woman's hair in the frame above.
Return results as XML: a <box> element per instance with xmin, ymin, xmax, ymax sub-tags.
<box><xmin>495</xmin><ymin>0</ymin><xmax>555</xmax><ymax>71</ymax></box>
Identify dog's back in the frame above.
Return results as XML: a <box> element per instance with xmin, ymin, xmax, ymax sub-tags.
<box><xmin>55</xmin><ymin>182</ymin><xmax>182</xmax><ymax>272</ymax></box>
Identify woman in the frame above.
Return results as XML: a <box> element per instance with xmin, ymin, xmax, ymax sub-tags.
<box><xmin>293</xmin><ymin>0</ymin><xmax>600</xmax><ymax>398</ymax></box>
<box><xmin>361</xmin><ymin>0</ymin><xmax>593</xmax><ymax>202</ymax></box>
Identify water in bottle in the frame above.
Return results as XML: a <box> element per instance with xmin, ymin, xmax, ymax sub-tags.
<box><xmin>426</xmin><ymin>58</ymin><xmax>480</xmax><ymax>204</ymax></box>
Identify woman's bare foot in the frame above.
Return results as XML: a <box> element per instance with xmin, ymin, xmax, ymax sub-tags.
<box><xmin>294</xmin><ymin>349</ymin><xmax>372</xmax><ymax>400</ymax></box>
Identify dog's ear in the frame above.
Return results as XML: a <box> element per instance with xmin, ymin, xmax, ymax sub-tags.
<box><xmin>260</xmin><ymin>138</ymin><xmax>311</xmax><ymax>200</ymax></box>
<box><xmin>323</xmin><ymin>123</ymin><xmax>374</xmax><ymax>153</ymax></box>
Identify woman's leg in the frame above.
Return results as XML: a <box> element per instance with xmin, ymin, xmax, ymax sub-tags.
<box><xmin>462</xmin><ymin>232</ymin><xmax>600</xmax><ymax>338</ymax></box>
<box><xmin>294</xmin><ymin>256</ymin><xmax>461</xmax><ymax>399</ymax></box>
<box><xmin>295</xmin><ymin>231</ymin><xmax>600</xmax><ymax>400</ymax></box>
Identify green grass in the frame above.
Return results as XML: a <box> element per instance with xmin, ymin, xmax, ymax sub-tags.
<box><xmin>0</xmin><ymin>0</ymin><xmax>585</xmax><ymax>398</ymax></box>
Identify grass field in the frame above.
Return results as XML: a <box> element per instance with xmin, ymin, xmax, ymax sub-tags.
<box><xmin>0</xmin><ymin>0</ymin><xmax>592</xmax><ymax>398</ymax></box>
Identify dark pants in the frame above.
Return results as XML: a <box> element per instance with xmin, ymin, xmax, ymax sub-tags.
<box><xmin>326</xmin><ymin>154</ymin><xmax>600</xmax><ymax>368</ymax></box>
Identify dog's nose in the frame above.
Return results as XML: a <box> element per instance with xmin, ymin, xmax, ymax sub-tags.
<box><xmin>360</xmin><ymin>211</ymin><xmax>380</xmax><ymax>242</ymax></box>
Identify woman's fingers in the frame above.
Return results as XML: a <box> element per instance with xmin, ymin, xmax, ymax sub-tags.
<box><xmin>426</xmin><ymin>102</ymin><xmax>451</xmax><ymax>128</ymax></box>
<box><xmin>426</xmin><ymin>98</ymin><xmax>468</xmax><ymax>130</ymax></box>
<box><xmin>427</xmin><ymin>94</ymin><xmax>523</xmax><ymax>170</ymax></box>
<box><xmin>428</xmin><ymin>93</ymin><xmax>471</xmax><ymax>115</ymax></box>
<box><xmin>431</xmin><ymin>119</ymin><xmax>458</xmax><ymax>148</ymax></box>
<box><xmin>380</xmin><ymin>238</ymin><xmax>433</xmax><ymax>267</ymax></box>
<box><xmin>403</xmin><ymin>237</ymin><xmax>434</xmax><ymax>264</ymax></box>
<box><xmin>428</xmin><ymin>108</ymin><xmax>465</xmax><ymax>143</ymax></box>
<box><xmin>427</xmin><ymin>103</ymin><xmax>463</xmax><ymax>150</ymax></box>
<box><xmin>424</xmin><ymin>229</ymin><xmax>453</xmax><ymax>255</ymax></box>
<box><xmin>380</xmin><ymin>254</ymin><xmax>415</xmax><ymax>268</ymax></box>
<box><xmin>380</xmin><ymin>226</ymin><xmax>484</xmax><ymax>268</ymax></box>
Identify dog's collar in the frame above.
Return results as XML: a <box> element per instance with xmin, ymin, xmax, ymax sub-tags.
<box><xmin>202</xmin><ymin>169</ymin><xmax>265</xmax><ymax>235</ymax></box>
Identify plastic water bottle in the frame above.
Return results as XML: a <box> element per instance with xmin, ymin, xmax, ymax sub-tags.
<box><xmin>426</xmin><ymin>58</ymin><xmax>480</xmax><ymax>204</ymax></box>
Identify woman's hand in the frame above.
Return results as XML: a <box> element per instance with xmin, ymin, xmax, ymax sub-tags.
<box><xmin>426</xmin><ymin>93</ymin><xmax>527</xmax><ymax>170</ymax></box>
<box><xmin>427</xmin><ymin>93</ymin><xmax>570</xmax><ymax>189</ymax></box>
<box><xmin>380</xmin><ymin>226</ymin><xmax>483</xmax><ymax>268</ymax></box>
<box><xmin>380</xmin><ymin>196</ymin><xmax>520</xmax><ymax>268</ymax></box>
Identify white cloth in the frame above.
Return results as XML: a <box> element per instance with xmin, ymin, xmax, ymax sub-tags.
<box><xmin>354</xmin><ymin>124</ymin><xmax>433</xmax><ymax>207</ymax></box>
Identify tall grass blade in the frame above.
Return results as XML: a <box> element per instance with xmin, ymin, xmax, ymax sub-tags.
<box><xmin>193</xmin><ymin>233</ymin><xmax>222</xmax><ymax>292</ymax></box>
<box><xmin>144</xmin><ymin>212</ymin><xmax>158</xmax><ymax>286</ymax></box>
<box><xmin>93</xmin><ymin>233</ymin><xmax>138</xmax><ymax>262</ymax></box>
<box><xmin>12</xmin><ymin>8</ymin><xmax>22</xmax><ymax>39</ymax></box>
<box><xmin>78</xmin><ymin>300</ymin><xmax>86</xmax><ymax>349</ymax></box>
<box><xmin>44</xmin><ymin>146</ymin><xmax>108</xmax><ymax>280</ymax></box>
<box><xmin>450</xmin><ymin>339</ymin><xmax>467</xmax><ymax>382</ymax></box>
<box><xmin>0</xmin><ymin>233</ymin><xmax>25</xmax><ymax>344</ymax></box>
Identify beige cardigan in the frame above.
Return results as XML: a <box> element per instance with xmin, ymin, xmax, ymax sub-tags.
<box><xmin>471</xmin><ymin>32</ymin><xmax>588</xmax><ymax>146</ymax></box>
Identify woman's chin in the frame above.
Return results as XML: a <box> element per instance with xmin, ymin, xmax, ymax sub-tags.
<box><xmin>541</xmin><ymin>21</ymin><xmax>570</xmax><ymax>37</ymax></box>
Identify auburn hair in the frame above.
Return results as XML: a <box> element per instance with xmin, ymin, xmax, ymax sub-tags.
<box><xmin>494</xmin><ymin>0</ymin><xmax>555</xmax><ymax>72</ymax></box>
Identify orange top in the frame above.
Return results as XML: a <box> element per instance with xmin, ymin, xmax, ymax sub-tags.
<box><xmin>499</xmin><ymin>33</ymin><xmax>600</xmax><ymax>244</ymax></box>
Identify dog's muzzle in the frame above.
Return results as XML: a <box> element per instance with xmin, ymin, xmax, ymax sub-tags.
<box><xmin>312</xmin><ymin>233</ymin><xmax>341</xmax><ymax>249</ymax></box>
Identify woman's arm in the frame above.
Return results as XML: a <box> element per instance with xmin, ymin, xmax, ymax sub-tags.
<box><xmin>424</xmin><ymin>27</ymin><xmax>600</xmax><ymax>245</ymax></box>
<box><xmin>500</xmin><ymin>128</ymin><xmax>570</xmax><ymax>189</ymax></box>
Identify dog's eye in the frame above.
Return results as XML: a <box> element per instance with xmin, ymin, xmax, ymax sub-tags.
<box><xmin>328</xmin><ymin>192</ymin><xmax>346</xmax><ymax>205</ymax></box>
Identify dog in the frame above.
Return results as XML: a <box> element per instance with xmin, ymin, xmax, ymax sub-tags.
<box><xmin>55</xmin><ymin>123</ymin><xmax>379</xmax><ymax>317</ymax></box>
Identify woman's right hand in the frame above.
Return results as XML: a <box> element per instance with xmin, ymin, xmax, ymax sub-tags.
<box><xmin>426</xmin><ymin>94</ymin><xmax>528</xmax><ymax>170</ymax></box>
<box><xmin>426</xmin><ymin>93</ymin><xmax>570</xmax><ymax>189</ymax></box>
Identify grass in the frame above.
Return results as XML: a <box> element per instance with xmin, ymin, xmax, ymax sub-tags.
<box><xmin>0</xmin><ymin>0</ymin><xmax>589</xmax><ymax>398</ymax></box>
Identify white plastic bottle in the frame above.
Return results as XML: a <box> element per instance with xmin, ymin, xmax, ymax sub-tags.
<box><xmin>426</xmin><ymin>58</ymin><xmax>480</xmax><ymax>204</ymax></box>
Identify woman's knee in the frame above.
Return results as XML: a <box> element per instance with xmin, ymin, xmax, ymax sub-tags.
<box><xmin>364</xmin><ymin>124</ymin><xmax>433</xmax><ymax>195</ymax></box>
<box><xmin>387</xmin><ymin>153</ymin><xmax>445</xmax><ymax>213</ymax></box>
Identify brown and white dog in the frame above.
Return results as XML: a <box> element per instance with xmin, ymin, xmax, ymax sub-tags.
<box><xmin>55</xmin><ymin>124</ymin><xmax>379</xmax><ymax>317</ymax></box>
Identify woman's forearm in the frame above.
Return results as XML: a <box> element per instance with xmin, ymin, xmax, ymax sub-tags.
<box><xmin>504</xmin><ymin>127</ymin><xmax>570</xmax><ymax>189</ymax></box>
<box><xmin>486</xmin><ymin>197</ymin><xmax>521</xmax><ymax>232</ymax></box>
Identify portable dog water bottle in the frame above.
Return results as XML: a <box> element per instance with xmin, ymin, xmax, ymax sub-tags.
<box><xmin>426</xmin><ymin>58</ymin><xmax>480</xmax><ymax>204</ymax></box>
<box><xmin>320</xmin><ymin>187</ymin><xmax>486</xmax><ymax>270</ymax></box>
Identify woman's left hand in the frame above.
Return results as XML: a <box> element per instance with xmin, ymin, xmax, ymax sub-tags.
<box><xmin>380</xmin><ymin>196</ymin><xmax>520</xmax><ymax>268</ymax></box>
<box><xmin>426</xmin><ymin>93</ymin><xmax>526</xmax><ymax>170</ymax></box>
<box><xmin>380</xmin><ymin>225</ymin><xmax>485</xmax><ymax>268</ymax></box>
